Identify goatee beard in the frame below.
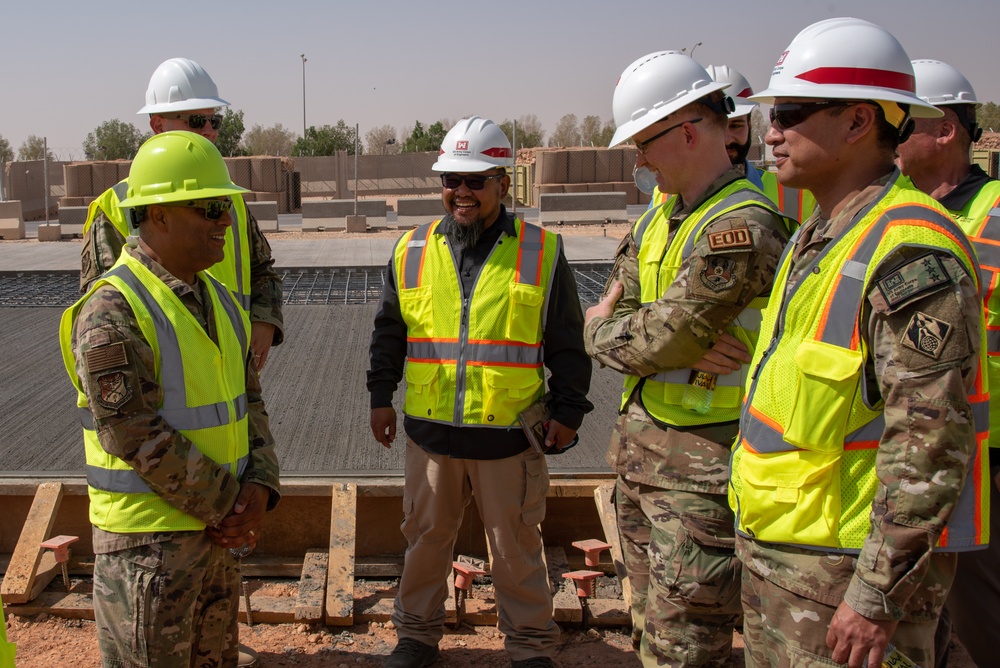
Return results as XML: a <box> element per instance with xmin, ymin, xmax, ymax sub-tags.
<box><xmin>728</xmin><ymin>138</ymin><xmax>752</xmax><ymax>166</ymax></box>
<box><xmin>447</xmin><ymin>218</ymin><xmax>486</xmax><ymax>248</ymax></box>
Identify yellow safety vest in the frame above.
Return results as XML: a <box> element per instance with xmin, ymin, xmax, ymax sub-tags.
<box><xmin>731</xmin><ymin>175</ymin><xmax>990</xmax><ymax>552</ymax></box>
<box><xmin>83</xmin><ymin>179</ymin><xmax>253</xmax><ymax>312</ymax></box>
<box><xmin>942</xmin><ymin>178</ymin><xmax>1000</xmax><ymax>447</ymax></box>
<box><xmin>624</xmin><ymin>179</ymin><xmax>787</xmax><ymax>427</ymax></box>
<box><xmin>0</xmin><ymin>593</ymin><xmax>14</xmax><ymax>667</ymax></box>
<box><xmin>394</xmin><ymin>218</ymin><xmax>559</xmax><ymax>428</ymax></box>
<box><xmin>60</xmin><ymin>251</ymin><xmax>251</xmax><ymax>533</ymax></box>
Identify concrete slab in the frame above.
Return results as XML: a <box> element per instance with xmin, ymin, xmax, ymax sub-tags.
<box><xmin>539</xmin><ymin>192</ymin><xmax>628</xmax><ymax>226</ymax></box>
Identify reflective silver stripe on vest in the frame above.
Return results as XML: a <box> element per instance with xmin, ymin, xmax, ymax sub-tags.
<box><xmin>86</xmin><ymin>454</ymin><xmax>250</xmax><ymax>494</ymax></box>
<box><xmin>781</xmin><ymin>186</ymin><xmax>802</xmax><ymax>220</ymax></box>
<box><xmin>972</xmin><ymin>240</ymin><xmax>1000</xmax><ymax>272</ymax></box>
<box><xmin>407</xmin><ymin>340</ymin><xmax>543</xmax><ymax>366</ymax></box>
<box><xmin>987</xmin><ymin>328</ymin><xmax>1000</xmax><ymax>355</ymax></box>
<box><xmin>633</xmin><ymin>206</ymin><xmax>660</xmax><ymax>252</ymax></box>
<box><xmin>517</xmin><ymin>223</ymin><xmax>544</xmax><ymax>286</ymax></box>
<box><xmin>403</xmin><ymin>223</ymin><xmax>434</xmax><ymax>288</ymax></box>
<box><xmin>681</xmin><ymin>188</ymin><xmax>776</xmax><ymax>259</ymax></box>
<box><xmin>207</xmin><ymin>272</ymin><xmax>249</xmax><ymax>356</ymax></box>
<box><xmin>78</xmin><ymin>407</ymin><xmax>95</xmax><ymax>430</ymax></box>
<box><xmin>231</xmin><ymin>197</ymin><xmax>249</xmax><ymax>310</ymax></box>
<box><xmin>104</xmin><ymin>264</ymin><xmax>249</xmax><ymax>431</ymax></box>
<box><xmin>113</xmin><ymin>181</ymin><xmax>133</xmax><ymax>229</ymax></box>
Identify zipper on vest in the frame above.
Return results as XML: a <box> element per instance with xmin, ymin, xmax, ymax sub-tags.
<box><xmin>454</xmin><ymin>296</ymin><xmax>471</xmax><ymax>425</ymax></box>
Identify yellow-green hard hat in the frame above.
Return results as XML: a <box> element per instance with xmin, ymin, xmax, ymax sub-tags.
<box><xmin>118</xmin><ymin>131</ymin><xmax>248</xmax><ymax>209</ymax></box>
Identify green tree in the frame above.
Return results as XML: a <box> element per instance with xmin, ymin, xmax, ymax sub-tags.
<box><xmin>18</xmin><ymin>135</ymin><xmax>54</xmax><ymax>161</ymax></box>
<box><xmin>402</xmin><ymin>120</ymin><xmax>449</xmax><ymax>153</ymax></box>
<box><xmin>292</xmin><ymin>120</ymin><xmax>361</xmax><ymax>156</ymax></box>
<box><xmin>365</xmin><ymin>125</ymin><xmax>400</xmax><ymax>155</ymax></box>
<box><xmin>580</xmin><ymin>115</ymin><xmax>615</xmax><ymax>147</ymax></box>
<box><xmin>499</xmin><ymin>115</ymin><xmax>545</xmax><ymax>149</ymax></box>
<box><xmin>0</xmin><ymin>133</ymin><xmax>13</xmax><ymax>163</ymax></box>
<box><xmin>548</xmin><ymin>114</ymin><xmax>581</xmax><ymax>147</ymax></box>
<box><xmin>242</xmin><ymin>123</ymin><xmax>296</xmax><ymax>156</ymax></box>
<box><xmin>82</xmin><ymin>119</ymin><xmax>150</xmax><ymax>160</ymax></box>
<box><xmin>978</xmin><ymin>102</ymin><xmax>1000</xmax><ymax>134</ymax></box>
<box><xmin>216</xmin><ymin>108</ymin><xmax>246</xmax><ymax>157</ymax></box>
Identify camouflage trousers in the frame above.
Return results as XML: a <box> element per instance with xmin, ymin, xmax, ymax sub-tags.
<box><xmin>616</xmin><ymin>477</ymin><xmax>742</xmax><ymax>667</ymax></box>
<box><xmin>740</xmin><ymin>563</ymin><xmax>944</xmax><ymax>668</ymax></box>
<box><xmin>93</xmin><ymin>532</ymin><xmax>240</xmax><ymax>668</ymax></box>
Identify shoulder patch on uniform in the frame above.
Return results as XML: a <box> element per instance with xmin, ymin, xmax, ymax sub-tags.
<box><xmin>876</xmin><ymin>253</ymin><xmax>952</xmax><ymax>309</ymax></box>
<box><xmin>706</xmin><ymin>222</ymin><xmax>753</xmax><ymax>251</ymax></box>
<box><xmin>901</xmin><ymin>311</ymin><xmax>953</xmax><ymax>359</ymax></box>
<box><xmin>699</xmin><ymin>256</ymin><xmax>738</xmax><ymax>292</ymax></box>
<box><xmin>85</xmin><ymin>342</ymin><xmax>128</xmax><ymax>373</ymax></box>
<box><xmin>96</xmin><ymin>371</ymin><xmax>133</xmax><ymax>410</ymax></box>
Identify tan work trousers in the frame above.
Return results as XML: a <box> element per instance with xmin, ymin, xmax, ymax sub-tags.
<box><xmin>392</xmin><ymin>439</ymin><xmax>559</xmax><ymax>661</ymax></box>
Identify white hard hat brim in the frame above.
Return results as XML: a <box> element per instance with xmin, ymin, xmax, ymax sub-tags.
<box><xmin>608</xmin><ymin>80</ymin><xmax>730</xmax><ymax>148</ymax></box>
<box><xmin>730</xmin><ymin>101</ymin><xmax>757</xmax><ymax>118</ymax></box>
<box><xmin>136</xmin><ymin>96</ymin><xmax>231</xmax><ymax>115</ymax></box>
<box><xmin>431</xmin><ymin>158</ymin><xmax>508</xmax><ymax>173</ymax></box>
<box><xmin>750</xmin><ymin>86</ymin><xmax>943</xmax><ymax>118</ymax></box>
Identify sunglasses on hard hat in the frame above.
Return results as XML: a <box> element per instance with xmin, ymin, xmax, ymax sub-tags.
<box><xmin>440</xmin><ymin>173</ymin><xmax>505</xmax><ymax>190</ymax></box>
<box><xmin>161</xmin><ymin>199</ymin><xmax>233</xmax><ymax>221</ymax></box>
<box><xmin>167</xmin><ymin>113</ymin><xmax>225</xmax><ymax>131</ymax></box>
<box><xmin>768</xmin><ymin>101</ymin><xmax>862</xmax><ymax>131</ymax></box>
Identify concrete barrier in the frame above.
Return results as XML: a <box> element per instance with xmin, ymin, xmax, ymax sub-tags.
<box><xmin>396</xmin><ymin>198</ymin><xmax>442</xmax><ymax>230</ymax></box>
<box><xmin>0</xmin><ymin>200</ymin><xmax>25</xmax><ymax>240</ymax></box>
<box><xmin>58</xmin><ymin>205</ymin><xmax>89</xmax><ymax>237</ymax></box>
<box><xmin>301</xmin><ymin>199</ymin><xmax>387</xmax><ymax>231</ymax></box>
<box><xmin>538</xmin><ymin>192</ymin><xmax>628</xmax><ymax>226</ymax></box>
<box><xmin>246</xmin><ymin>201</ymin><xmax>279</xmax><ymax>232</ymax></box>
<box><xmin>37</xmin><ymin>223</ymin><xmax>62</xmax><ymax>242</ymax></box>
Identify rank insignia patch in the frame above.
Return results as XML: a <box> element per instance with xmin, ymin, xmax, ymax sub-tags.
<box><xmin>706</xmin><ymin>224</ymin><xmax>753</xmax><ymax>251</ymax></box>
<box><xmin>902</xmin><ymin>311</ymin><xmax>953</xmax><ymax>359</ymax></box>
<box><xmin>876</xmin><ymin>253</ymin><xmax>951</xmax><ymax>308</ymax></box>
<box><xmin>96</xmin><ymin>371</ymin><xmax>132</xmax><ymax>410</ymax></box>
<box><xmin>700</xmin><ymin>256</ymin><xmax>738</xmax><ymax>292</ymax></box>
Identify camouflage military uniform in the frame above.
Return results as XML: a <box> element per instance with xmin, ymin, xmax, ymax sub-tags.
<box><xmin>79</xmin><ymin>204</ymin><xmax>285</xmax><ymax>346</ymax></box>
<box><xmin>586</xmin><ymin>168</ymin><xmax>789</xmax><ymax>667</ymax></box>
<box><xmin>736</xmin><ymin>173</ymin><xmax>982</xmax><ymax>668</ymax></box>
<box><xmin>70</xmin><ymin>245</ymin><xmax>281</xmax><ymax>668</ymax></box>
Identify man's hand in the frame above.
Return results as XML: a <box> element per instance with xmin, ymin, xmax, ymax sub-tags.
<box><xmin>207</xmin><ymin>481</ymin><xmax>270</xmax><ymax>549</ymax></box>
<box><xmin>826</xmin><ymin>601</ymin><xmax>897</xmax><ymax>668</ymax></box>
<box><xmin>250</xmin><ymin>321</ymin><xmax>276</xmax><ymax>371</ymax></box>
<box><xmin>585</xmin><ymin>281</ymin><xmax>624</xmax><ymax>326</ymax></box>
<box><xmin>371</xmin><ymin>407</ymin><xmax>397</xmax><ymax>448</ymax></box>
<box><xmin>692</xmin><ymin>332</ymin><xmax>751</xmax><ymax>374</ymax></box>
<box><xmin>544</xmin><ymin>419</ymin><xmax>577</xmax><ymax>451</ymax></box>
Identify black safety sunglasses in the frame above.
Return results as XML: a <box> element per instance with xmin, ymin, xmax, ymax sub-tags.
<box><xmin>768</xmin><ymin>101</ymin><xmax>857</xmax><ymax>130</ymax></box>
<box><xmin>168</xmin><ymin>113</ymin><xmax>225</xmax><ymax>131</ymax></box>
<box><xmin>161</xmin><ymin>199</ymin><xmax>233</xmax><ymax>221</ymax></box>
<box><xmin>440</xmin><ymin>173</ymin><xmax>505</xmax><ymax>190</ymax></box>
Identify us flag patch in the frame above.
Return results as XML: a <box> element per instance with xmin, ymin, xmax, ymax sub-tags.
<box><xmin>86</xmin><ymin>342</ymin><xmax>128</xmax><ymax>372</ymax></box>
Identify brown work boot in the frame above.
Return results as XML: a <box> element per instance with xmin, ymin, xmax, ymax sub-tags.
<box><xmin>238</xmin><ymin>644</ymin><xmax>261</xmax><ymax>668</ymax></box>
<box><xmin>385</xmin><ymin>638</ymin><xmax>439</xmax><ymax>667</ymax></box>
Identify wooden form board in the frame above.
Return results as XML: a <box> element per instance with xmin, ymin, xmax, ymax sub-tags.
<box><xmin>593</xmin><ymin>482</ymin><xmax>632</xmax><ymax>611</ymax></box>
<box><xmin>1</xmin><ymin>482</ymin><xmax>64</xmax><ymax>604</ymax></box>
<box><xmin>546</xmin><ymin>546</ymin><xmax>582</xmax><ymax>623</ymax></box>
<box><xmin>295</xmin><ymin>549</ymin><xmax>328</xmax><ymax>622</ymax></box>
<box><xmin>325</xmin><ymin>482</ymin><xmax>356</xmax><ymax>625</ymax></box>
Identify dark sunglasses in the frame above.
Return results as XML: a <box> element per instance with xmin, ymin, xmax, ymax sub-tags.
<box><xmin>169</xmin><ymin>113</ymin><xmax>224</xmax><ymax>131</ymax></box>
<box><xmin>440</xmin><ymin>173</ymin><xmax>505</xmax><ymax>190</ymax></box>
<box><xmin>634</xmin><ymin>117</ymin><xmax>703</xmax><ymax>154</ymax></box>
<box><xmin>161</xmin><ymin>199</ymin><xmax>233</xmax><ymax>220</ymax></box>
<box><xmin>768</xmin><ymin>101</ymin><xmax>856</xmax><ymax>131</ymax></box>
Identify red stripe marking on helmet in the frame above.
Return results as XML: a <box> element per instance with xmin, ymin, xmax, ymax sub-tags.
<box><xmin>795</xmin><ymin>67</ymin><xmax>915</xmax><ymax>93</ymax></box>
<box><xmin>481</xmin><ymin>147</ymin><xmax>513</xmax><ymax>158</ymax></box>
<box><xmin>735</xmin><ymin>87</ymin><xmax>754</xmax><ymax>98</ymax></box>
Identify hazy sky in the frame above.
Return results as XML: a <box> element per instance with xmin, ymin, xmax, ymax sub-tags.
<box><xmin>4</xmin><ymin>0</ymin><xmax>998</xmax><ymax>160</ymax></box>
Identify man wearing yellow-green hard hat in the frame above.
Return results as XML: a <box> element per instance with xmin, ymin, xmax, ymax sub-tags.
<box><xmin>60</xmin><ymin>131</ymin><xmax>281</xmax><ymax>668</ymax></box>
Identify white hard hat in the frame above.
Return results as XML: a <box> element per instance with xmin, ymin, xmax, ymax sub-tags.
<box><xmin>432</xmin><ymin>117</ymin><xmax>513</xmax><ymax>172</ymax></box>
<box><xmin>705</xmin><ymin>65</ymin><xmax>757</xmax><ymax>118</ymax></box>
<box><xmin>751</xmin><ymin>18</ymin><xmax>941</xmax><ymax>119</ymax></box>
<box><xmin>911</xmin><ymin>59</ymin><xmax>979</xmax><ymax>106</ymax></box>
<box><xmin>609</xmin><ymin>51</ymin><xmax>730</xmax><ymax>147</ymax></box>
<box><xmin>136</xmin><ymin>57</ymin><xmax>230</xmax><ymax>115</ymax></box>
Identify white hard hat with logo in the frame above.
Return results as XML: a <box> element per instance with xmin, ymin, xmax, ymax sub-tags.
<box><xmin>705</xmin><ymin>65</ymin><xmax>757</xmax><ymax>118</ymax></box>
<box><xmin>750</xmin><ymin>17</ymin><xmax>941</xmax><ymax>118</ymax></box>
<box><xmin>432</xmin><ymin>117</ymin><xmax>513</xmax><ymax>173</ymax></box>
<box><xmin>137</xmin><ymin>57</ymin><xmax>230</xmax><ymax>115</ymax></box>
<box><xmin>609</xmin><ymin>51</ymin><xmax>730</xmax><ymax>147</ymax></box>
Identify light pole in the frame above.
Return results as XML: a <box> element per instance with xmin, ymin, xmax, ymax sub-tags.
<box><xmin>689</xmin><ymin>42</ymin><xmax>703</xmax><ymax>58</ymax></box>
<box><xmin>300</xmin><ymin>54</ymin><xmax>307</xmax><ymax>141</ymax></box>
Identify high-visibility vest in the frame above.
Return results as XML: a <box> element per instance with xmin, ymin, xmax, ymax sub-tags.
<box><xmin>83</xmin><ymin>180</ymin><xmax>253</xmax><ymax>312</ymax></box>
<box><xmin>394</xmin><ymin>218</ymin><xmax>559</xmax><ymax>428</ymax></box>
<box><xmin>0</xmin><ymin>593</ymin><xmax>14</xmax><ymax>667</ymax></box>
<box><xmin>60</xmin><ymin>251</ymin><xmax>251</xmax><ymax>533</ymax></box>
<box><xmin>942</xmin><ymin>179</ymin><xmax>1000</xmax><ymax>447</ymax></box>
<box><xmin>731</xmin><ymin>175</ymin><xmax>990</xmax><ymax>552</ymax></box>
<box><xmin>624</xmin><ymin>179</ymin><xmax>787</xmax><ymax>427</ymax></box>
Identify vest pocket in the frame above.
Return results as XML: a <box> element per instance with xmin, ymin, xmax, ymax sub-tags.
<box><xmin>506</xmin><ymin>283</ymin><xmax>544</xmax><ymax>343</ymax></box>
<box><xmin>482</xmin><ymin>366</ymin><xmax>543</xmax><ymax>427</ymax></box>
<box><xmin>404</xmin><ymin>362</ymin><xmax>440</xmax><ymax>419</ymax></box>
<box><xmin>399</xmin><ymin>285</ymin><xmax>434</xmax><ymax>337</ymax></box>
<box><xmin>784</xmin><ymin>340</ymin><xmax>862</xmax><ymax>453</ymax></box>
<box><xmin>738</xmin><ymin>449</ymin><xmax>842</xmax><ymax>547</ymax></box>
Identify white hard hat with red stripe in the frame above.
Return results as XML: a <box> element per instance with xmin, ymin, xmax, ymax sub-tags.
<box><xmin>750</xmin><ymin>17</ymin><xmax>941</xmax><ymax>118</ymax></box>
<box><xmin>705</xmin><ymin>65</ymin><xmax>757</xmax><ymax>118</ymax></box>
<box><xmin>432</xmin><ymin>117</ymin><xmax>513</xmax><ymax>173</ymax></box>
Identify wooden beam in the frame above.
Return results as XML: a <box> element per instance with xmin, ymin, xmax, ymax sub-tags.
<box><xmin>295</xmin><ymin>548</ymin><xmax>328</xmax><ymax>622</ymax></box>
<box><xmin>1</xmin><ymin>482</ymin><xmax>64</xmax><ymax>604</ymax></box>
<box><xmin>593</xmin><ymin>482</ymin><xmax>632</xmax><ymax>611</ymax></box>
<box><xmin>4</xmin><ymin>590</ymin><xmax>93</xmax><ymax>620</ymax></box>
<box><xmin>240</xmin><ymin>594</ymin><xmax>300</xmax><ymax>624</ymax></box>
<box><xmin>445</xmin><ymin>568</ymin><xmax>457</xmax><ymax>625</ymax></box>
<box><xmin>325</xmin><ymin>482</ymin><xmax>356</xmax><ymax>626</ymax></box>
<box><xmin>546</xmin><ymin>546</ymin><xmax>582</xmax><ymax>623</ymax></box>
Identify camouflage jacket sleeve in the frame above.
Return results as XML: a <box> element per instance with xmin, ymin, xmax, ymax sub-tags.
<box><xmin>845</xmin><ymin>249</ymin><xmax>981</xmax><ymax>620</ymax></box>
<box><xmin>80</xmin><ymin>211</ymin><xmax>126</xmax><ymax>294</ymax></box>
<box><xmin>245</xmin><ymin>207</ymin><xmax>285</xmax><ymax>345</ymax></box>
<box><xmin>72</xmin><ymin>286</ymin><xmax>242</xmax><ymax>527</ymax></box>
<box><xmin>243</xmin><ymin>354</ymin><xmax>281</xmax><ymax>510</ymax></box>
<box><xmin>585</xmin><ymin>206</ymin><xmax>788</xmax><ymax>376</ymax></box>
